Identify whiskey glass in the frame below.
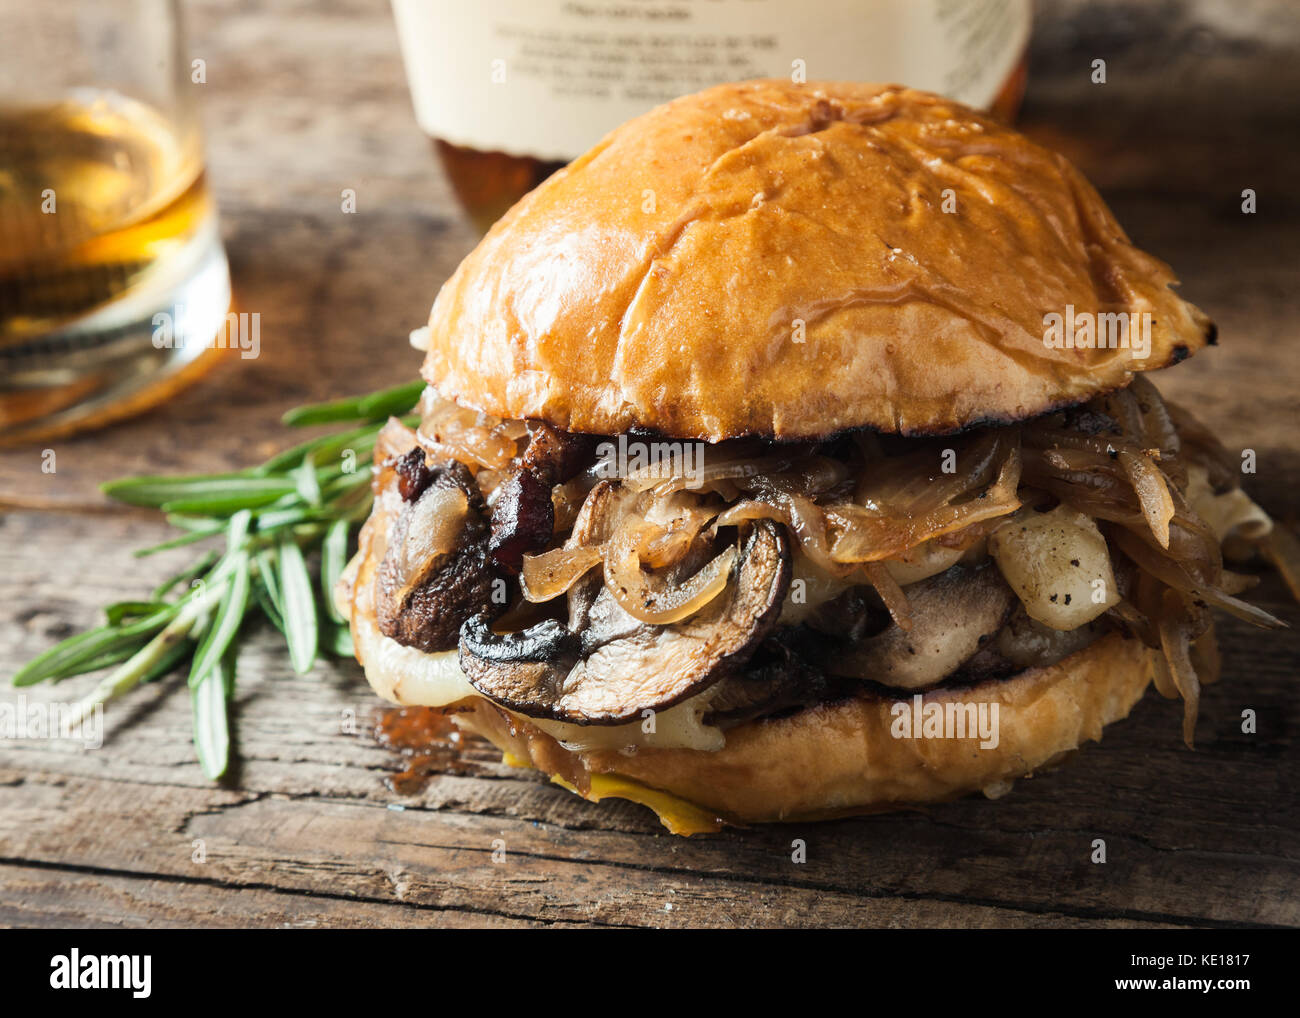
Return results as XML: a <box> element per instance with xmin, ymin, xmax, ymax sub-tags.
<box><xmin>0</xmin><ymin>0</ymin><xmax>232</xmax><ymax>442</ymax></box>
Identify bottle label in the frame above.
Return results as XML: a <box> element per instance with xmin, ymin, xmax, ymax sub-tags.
<box><xmin>392</xmin><ymin>0</ymin><xmax>1032</xmax><ymax>161</ymax></box>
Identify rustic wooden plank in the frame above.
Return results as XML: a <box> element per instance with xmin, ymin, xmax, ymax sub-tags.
<box><xmin>0</xmin><ymin>771</ymin><xmax>1203</xmax><ymax>929</ymax></box>
<box><xmin>0</xmin><ymin>862</ymin><xmax>589</xmax><ymax>929</ymax></box>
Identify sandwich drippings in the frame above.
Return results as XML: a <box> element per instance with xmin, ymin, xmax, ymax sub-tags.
<box><xmin>350</xmin><ymin>379</ymin><xmax>1282</xmax><ymax>751</ymax></box>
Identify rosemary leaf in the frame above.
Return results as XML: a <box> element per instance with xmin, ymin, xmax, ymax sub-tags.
<box><xmin>192</xmin><ymin>654</ymin><xmax>233</xmax><ymax>780</ymax></box>
<box><xmin>14</xmin><ymin>375</ymin><xmax>427</xmax><ymax>779</ymax></box>
<box><xmin>159</xmin><ymin>479</ymin><xmax>297</xmax><ymax>516</ymax></box>
<box><xmin>134</xmin><ymin>525</ymin><xmax>225</xmax><ymax>558</ymax></box>
<box><xmin>65</xmin><ymin>638</ymin><xmax>155</xmax><ymax>677</ymax></box>
<box><xmin>60</xmin><ymin>589</ymin><xmax>219</xmax><ymax>728</ymax></box>
<box><xmin>151</xmin><ymin>551</ymin><xmax>219</xmax><ymax>601</ymax></box>
<box><xmin>254</xmin><ymin>550</ymin><xmax>284</xmax><ymax>617</ymax></box>
<box><xmin>102</xmin><ymin>474</ymin><xmax>284</xmax><ymax>509</ymax></box>
<box><xmin>253</xmin><ymin>506</ymin><xmax>334</xmax><ymax>531</ymax></box>
<box><xmin>254</xmin><ymin>421</ymin><xmax>378</xmax><ymax>477</ymax></box>
<box><xmin>188</xmin><ymin>553</ymin><xmax>250</xmax><ymax>689</ymax></box>
<box><xmin>356</xmin><ymin>380</ymin><xmax>427</xmax><ymax>420</ymax></box>
<box><xmin>277</xmin><ymin>537</ymin><xmax>318</xmax><ymax>674</ymax></box>
<box><xmin>321</xmin><ymin>518</ymin><xmax>349</xmax><ymax>625</ymax></box>
<box><xmin>324</xmin><ymin>624</ymin><xmax>354</xmax><ymax>658</ymax></box>
<box><xmin>104</xmin><ymin>600</ymin><xmax>167</xmax><ymax>625</ymax></box>
<box><xmin>141</xmin><ymin>635</ymin><xmax>195</xmax><ymax>684</ymax></box>
<box><xmin>254</xmin><ymin>580</ymin><xmax>285</xmax><ymax>634</ymax></box>
<box><xmin>292</xmin><ymin>455</ymin><xmax>323</xmax><ymax>506</ymax></box>
<box><xmin>226</xmin><ymin>509</ymin><xmax>252</xmax><ymax>551</ymax></box>
<box><xmin>12</xmin><ymin>608</ymin><xmax>175</xmax><ymax>686</ymax></box>
<box><xmin>280</xmin><ymin>379</ymin><xmax>423</xmax><ymax>428</ymax></box>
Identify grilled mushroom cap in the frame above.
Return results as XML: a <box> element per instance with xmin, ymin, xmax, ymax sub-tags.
<box><xmin>459</xmin><ymin>519</ymin><xmax>791</xmax><ymax>724</ymax></box>
<box><xmin>816</xmin><ymin>562</ymin><xmax>1015</xmax><ymax>690</ymax></box>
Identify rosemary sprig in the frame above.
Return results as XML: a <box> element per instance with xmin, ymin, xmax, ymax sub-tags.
<box><xmin>12</xmin><ymin>378</ymin><xmax>423</xmax><ymax>780</ymax></box>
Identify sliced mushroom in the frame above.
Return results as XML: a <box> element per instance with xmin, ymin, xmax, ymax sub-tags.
<box><xmin>815</xmin><ymin>562</ymin><xmax>1015</xmax><ymax>690</ymax></box>
<box><xmin>376</xmin><ymin>456</ymin><xmax>503</xmax><ymax>652</ymax></box>
<box><xmin>703</xmin><ymin>634</ymin><xmax>837</xmax><ymax>727</ymax></box>
<box><xmin>995</xmin><ymin>603</ymin><xmax>1110</xmax><ymax>670</ymax></box>
<box><xmin>948</xmin><ymin>642</ymin><xmax>1019</xmax><ymax>685</ymax></box>
<box><xmin>459</xmin><ymin>519</ymin><xmax>791</xmax><ymax>724</ymax></box>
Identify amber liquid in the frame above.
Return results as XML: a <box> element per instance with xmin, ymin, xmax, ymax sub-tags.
<box><xmin>433</xmin><ymin>59</ymin><xmax>1029</xmax><ymax>234</ymax></box>
<box><xmin>0</xmin><ymin>92</ymin><xmax>211</xmax><ymax>345</ymax></box>
<box><xmin>433</xmin><ymin>139</ymin><xmax>564</xmax><ymax>235</ymax></box>
<box><xmin>0</xmin><ymin>91</ymin><xmax>229</xmax><ymax>441</ymax></box>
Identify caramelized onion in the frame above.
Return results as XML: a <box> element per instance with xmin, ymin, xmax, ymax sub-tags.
<box><xmin>604</xmin><ymin>515</ymin><xmax>738</xmax><ymax>624</ymax></box>
<box><xmin>864</xmin><ymin>561</ymin><xmax>912</xmax><ymax>631</ymax></box>
<box><xmin>1129</xmin><ymin>376</ymin><xmax>1182</xmax><ymax>463</ymax></box>
<box><xmin>1167</xmin><ymin>401</ymin><xmax>1239</xmax><ymax>492</ymax></box>
<box><xmin>621</xmin><ymin>440</ymin><xmax>793</xmax><ymax>494</ymax></box>
<box><xmin>1157</xmin><ymin>592</ymin><xmax>1201</xmax><ymax>748</ymax></box>
<box><xmin>520</xmin><ymin>545</ymin><xmax>604</xmax><ymax>603</ymax></box>
<box><xmin>1190</xmin><ymin>626</ymin><xmax>1222</xmax><ymax>688</ymax></box>
<box><xmin>716</xmin><ymin>492</ymin><xmax>842</xmax><ymax>575</ymax></box>
<box><xmin>639</xmin><ymin>506</ymin><xmax>718</xmax><ymax>569</ymax></box>
<box><xmin>1118</xmin><ymin>448</ymin><xmax>1176</xmax><ymax>548</ymax></box>
<box><xmin>401</xmin><ymin>488</ymin><xmax>468</xmax><ymax>568</ymax></box>
<box><xmin>1261</xmin><ymin>524</ymin><xmax>1300</xmax><ymax>604</ymax></box>
<box><xmin>826</xmin><ymin>436</ymin><xmax>1022</xmax><ymax>563</ymax></box>
<box><xmin>1110</xmin><ymin>526</ymin><xmax>1283</xmax><ymax>629</ymax></box>
<box><xmin>1023</xmin><ymin>444</ymin><xmax>1223</xmax><ymax>584</ymax></box>
<box><xmin>709</xmin><ymin>434</ymin><xmax>1022</xmax><ymax>573</ymax></box>
<box><xmin>756</xmin><ymin>456</ymin><xmax>853</xmax><ymax>496</ymax></box>
<box><xmin>854</xmin><ymin>431</ymin><xmax>1001</xmax><ymax>511</ymax></box>
<box><xmin>417</xmin><ymin>389</ymin><xmax>520</xmax><ymax>469</ymax></box>
<box><xmin>551</xmin><ymin>477</ymin><xmax>592</xmax><ymax>535</ymax></box>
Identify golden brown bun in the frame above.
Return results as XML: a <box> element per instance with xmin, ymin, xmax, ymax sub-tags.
<box><xmin>424</xmin><ymin>80</ymin><xmax>1212</xmax><ymax>442</ymax></box>
<box><xmin>453</xmin><ymin>631</ymin><xmax>1159</xmax><ymax>828</ymax></box>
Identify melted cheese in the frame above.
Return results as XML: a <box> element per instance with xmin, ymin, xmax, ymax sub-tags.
<box><xmin>549</xmin><ymin>773</ymin><xmax>728</xmax><ymax>836</ymax></box>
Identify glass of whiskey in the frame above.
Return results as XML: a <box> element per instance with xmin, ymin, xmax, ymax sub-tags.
<box><xmin>0</xmin><ymin>0</ymin><xmax>232</xmax><ymax>443</ymax></box>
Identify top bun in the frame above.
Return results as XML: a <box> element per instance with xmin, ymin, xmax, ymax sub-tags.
<box><xmin>423</xmin><ymin>81</ymin><xmax>1212</xmax><ymax>441</ymax></box>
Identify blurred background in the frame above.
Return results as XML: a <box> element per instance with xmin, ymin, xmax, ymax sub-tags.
<box><xmin>1</xmin><ymin>0</ymin><xmax>1296</xmax><ymax>504</ymax></box>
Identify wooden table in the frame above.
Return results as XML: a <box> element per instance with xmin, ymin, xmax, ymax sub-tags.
<box><xmin>2</xmin><ymin>0</ymin><xmax>1297</xmax><ymax>928</ymax></box>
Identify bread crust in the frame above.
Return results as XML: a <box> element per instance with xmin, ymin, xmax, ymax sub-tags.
<box><xmin>423</xmin><ymin>80</ymin><xmax>1212</xmax><ymax>442</ymax></box>
<box><xmin>446</xmin><ymin>631</ymin><xmax>1157</xmax><ymax>826</ymax></box>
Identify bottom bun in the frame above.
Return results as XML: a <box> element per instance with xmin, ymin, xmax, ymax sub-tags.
<box><xmin>452</xmin><ymin>631</ymin><xmax>1159</xmax><ymax>833</ymax></box>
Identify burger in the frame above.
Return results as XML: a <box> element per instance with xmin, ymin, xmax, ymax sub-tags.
<box><xmin>336</xmin><ymin>81</ymin><xmax>1282</xmax><ymax>834</ymax></box>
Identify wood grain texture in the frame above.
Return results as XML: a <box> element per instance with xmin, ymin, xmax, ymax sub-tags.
<box><xmin>0</xmin><ymin>0</ymin><xmax>1297</xmax><ymax>928</ymax></box>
